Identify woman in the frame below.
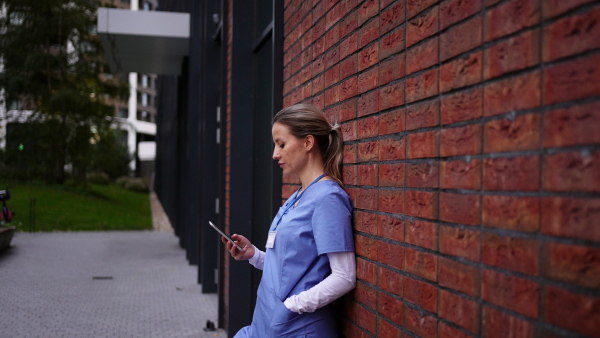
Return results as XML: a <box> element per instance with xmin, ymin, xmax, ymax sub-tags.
<box><xmin>222</xmin><ymin>104</ymin><xmax>356</xmax><ymax>337</ymax></box>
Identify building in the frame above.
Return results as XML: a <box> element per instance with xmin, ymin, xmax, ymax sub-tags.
<box><xmin>100</xmin><ymin>0</ymin><xmax>600</xmax><ymax>337</ymax></box>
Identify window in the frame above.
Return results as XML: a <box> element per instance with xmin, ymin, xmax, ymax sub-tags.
<box><xmin>141</xmin><ymin>74</ymin><xmax>148</xmax><ymax>88</ymax></box>
<box><xmin>141</xmin><ymin>93</ymin><xmax>149</xmax><ymax>107</ymax></box>
<box><xmin>117</xmin><ymin>108</ymin><xmax>128</xmax><ymax>118</ymax></box>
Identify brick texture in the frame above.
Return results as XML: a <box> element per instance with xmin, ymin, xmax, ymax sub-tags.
<box><xmin>279</xmin><ymin>0</ymin><xmax>600</xmax><ymax>337</ymax></box>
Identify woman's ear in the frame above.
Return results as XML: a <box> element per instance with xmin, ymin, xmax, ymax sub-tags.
<box><xmin>305</xmin><ymin>135</ymin><xmax>315</xmax><ymax>152</ymax></box>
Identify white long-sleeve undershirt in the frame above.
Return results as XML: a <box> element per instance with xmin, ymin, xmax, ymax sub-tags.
<box><xmin>248</xmin><ymin>246</ymin><xmax>356</xmax><ymax>314</ymax></box>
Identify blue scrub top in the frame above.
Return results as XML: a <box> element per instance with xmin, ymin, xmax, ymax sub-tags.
<box><xmin>234</xmin><ymin>180</ymin><xmax>354</xmax><ymax>338</ymax></box>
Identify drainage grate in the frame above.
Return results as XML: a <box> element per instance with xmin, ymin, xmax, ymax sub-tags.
<box><xmin>92</xmin><ymin>276</ymin><xmax>113</xmax><ymax>280</ymax></box>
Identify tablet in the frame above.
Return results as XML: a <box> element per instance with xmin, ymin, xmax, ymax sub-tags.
<box><xmin>209</xmin><ymin>221</ymin><xmax>245</xmax><ymax>251</ymax></box>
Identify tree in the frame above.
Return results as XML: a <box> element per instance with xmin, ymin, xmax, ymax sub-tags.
<box><xmin>0</xmin><ymin>0</ymin><xmax>128</xmax><ymax>183</ymax></box>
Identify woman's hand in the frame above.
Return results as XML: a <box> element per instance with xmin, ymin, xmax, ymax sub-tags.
<box><xmin>222</xmin><ymin>234</ymin><xmax>255</xmax><ymax>260</ymax></box>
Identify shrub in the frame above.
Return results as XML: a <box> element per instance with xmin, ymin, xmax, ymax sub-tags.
<box><xmin>87</xmin><ymin>172</ymin><xmax>110</xmax><ymax>185</ymax></box>
<box><xmin>124</xmin><ymin>178</ymin><xmax>149</xmax><ymax>193</ymax></box>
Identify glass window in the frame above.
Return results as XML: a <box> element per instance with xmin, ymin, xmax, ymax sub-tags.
<box><xmin>117</xmin><ymin>108</ymin><xmax>128</xmax><ymax>118</ymax></box>
<box><xmin>142</xmin><ymin>74</ymin><xmax>148</xmax><ymax>88</ymax></box>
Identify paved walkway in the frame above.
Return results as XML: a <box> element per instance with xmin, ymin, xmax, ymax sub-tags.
<box><xmin>0</xmin><ymin>216</ymin><xmax>226</xmax><ymax>337</ymax></box>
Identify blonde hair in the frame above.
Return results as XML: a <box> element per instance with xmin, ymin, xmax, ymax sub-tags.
<box><xmin>273</xmin><ymin>104</ymin><xmax>344</xmax><ymax>187</ymax></box>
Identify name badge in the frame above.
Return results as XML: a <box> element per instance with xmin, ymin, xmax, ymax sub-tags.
<box><xmin>265</xmin><ymin>231</ymin><xmax>277</xmax><ymax>248</ymax></box>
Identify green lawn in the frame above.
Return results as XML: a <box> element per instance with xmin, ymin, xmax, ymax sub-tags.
<box><xmin>2</xmin><ymin>183</ymin><xmax>152</xmax><ymax>231</ymax></box>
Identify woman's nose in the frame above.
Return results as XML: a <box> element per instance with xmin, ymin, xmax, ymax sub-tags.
<box><xmin>273</xmin><ymin>147</ymin><xmax>280</xmax><ymax>160</ymax></box>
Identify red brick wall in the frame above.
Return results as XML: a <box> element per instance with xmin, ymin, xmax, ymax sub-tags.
<box><xmin>281</xmin><ymin>0</ymin><xmax>600</xmax><ymax>336</ymax></box>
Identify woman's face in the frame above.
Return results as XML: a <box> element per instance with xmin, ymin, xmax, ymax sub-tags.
<box><xmin>272</xmin><ymin>122</ymin><xmax>308</xmax><ymax>175</ymax></box>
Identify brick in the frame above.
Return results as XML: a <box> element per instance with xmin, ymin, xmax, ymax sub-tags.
<box><xmin>407</xmin><ymin>0</ymin><xmax>438</xmax><ymax>19</ymax></box>
<box><xmin>439</xmin><ymin>192</ymin><xmax>481</xmax><ymax>225</ymax></box>
<box><xmin>406</xmin><ymin>68</ymin><xmax>438</xmax><ymax>103</ymax></box>
<box><xmin>543</xmin><ymin>6</ymin><xmax>600</xmax><ymax>62</ymax></box>
<box><xmin>542</xmin><ymin>0</ymin><xmax>594</xmax><ymax>19</ymax></box>
<box><xmin>379</xmin><ymin>108</ymin><xmax>405</xmax><ymax>135</ymax></box>
<box><xmin>439</xmin><ymin>291</ymin><xmax>480</xmax><ymax>333</ymax></box>
<box><xmin>406</xmin><ymin>161</ymin><xmax>439</xmax><ymax>188</ymax></box>
<box><xmin>378</xmin><ymin>318</ymin><xmax>403</xmax><ymax>338</ymax></box>
<box><xmin>358</xmin><ymin>90</ymin><xmax>380</xmax><ymax>117</ymax></box>
<box><xmin>324</xmin><ymin>24</ymin><xmax>340</xmax><ymax>51</ymax></box>
<box><xmin>484</xmin><ymin>71</ymin><xmax>541</xmax><ymax>116</ymax></box>
<box><xmin>440</xmin><ymin>51</ymin><xmax>482</xmax><ymax>93</ymax></box>
<box><xmin>405</xmin><ymin>190</ymin><xmax>438</xmax><ymax>219</ymax></box>
<box><xmin>484</xmin><ymin>0</ymin><xmax>540</xmax><ymax>42</ymax></box>
<box><xmin>379</xmin><ymin>292</ymin><xmax>404</xmax><ymax>326</ymax></box>
<box><xmin>542</xmin><ymin>197</ymin><xmax>600</xmax><ymax>242</ymax></box>
<box><xmin>343</xmin><ymin>164</ymin><xmax>358</xmax><ymax>186</ymax></box>
<box><xmin>379</xmin><ymin>136</ymin><xmax>406</xmax><ymax>160</ymax></box>
<box><xmin>379</xmin><ymin>214</ymin><xmax>405</xmax><ymax>243</ymax></box>
<box><xmin>440</xmin><ymin>159</ymin><xmax>481</xmax><ymax>190</ymax></box>
<box><xmin>355</xmin><ymin>234</ymin><xmax>378</xmax><ymax>260</ymax></box>
<box><xmin>404</xmin><ymin>306</ymin><xmax>438</xmax><ymax>338</ymax></box>
<box><xmin>483</xmin><ymin>269</ymin><xmax>539</xmax><ymax>318</ymax></box>
<box><xmin>356</xmin><ymin>257</ymin><xmax>378</xmax><ymax>284</ymax></box>
<box><xmin>356</xmin><ymin>303</ymin><xmax>377</xmax><ymax>334</ymax></box>
<box><xmin>355</xmin><ymin>210</ymin><xmax>378</xmax><ymax>235</ymax></box>
<box><xmin>543</xmin><ymin>150</ymin><xmax>600</xmax><ymax>192</ymax></box>
<box><xmin>340</xmin><ymin>55</ymin><xmax>358</xmax><ymax>80</ymax></box>
<box><xmin>358</xmin><ymin>164</ymin><xmax>378</xmax><ymax>186</ymax></box>
<box><xmin>483</xmin><ymin>113</ymin><xmax>541</xmax><ymax>152</ymax></box>
<box><xmin>357</xmin><ymin>67</ymin><xmax>379</xmax><ymax>94</ymax></box>
<box><xmin>339</xmin><ymin>32</ymin><xmax>358</xmax><ymax>59</ymax></box>
<box><xmin>381</xmin><ymin>1</ymin><xmax>406</xmax><ymax>34</ymax></box>
<box><xmin>439</xmin><ymin>322</ymin><xmax>472</xmax><ymax>338</ymax></box>
<box><xmin>544</xmin><ymin>53</ymin><xmax>600</xmax><ymax>105</ymax></box>
<box><xmin>440</xmin><ymin>0</ymin><xmax>481</xmax><ymax>30</ymax></box>
<box><xmin>483</xmin><ymin>307</ymin><xmax>535</xmax><ymax>338</ymax></box>
<box><xmin>355</xmin><ymin>187</ymin><xmax>378</xmax><ymax>211</ymax></box>
<box><xmin>340</xmin><ymin>76</ymin><xmax>358</xmax><ymax>101</ymax></box>
<box><xmin>324</xmin><ymin>46</ymin><xmax>340</xmax><ymax>69</ymax></box>
<box><xmin>379</xmin><ymin>81</ymin><xmax>406</xmax><ymax>110</ymax></box>
<box><xmin>343</xmin><ymin>143</ymin><xmax>357</xmax><ymax>163</ymax></box>
<box><xmin>379</xmin><ymin>163</ymin><xmax>405</xmax><ymax>187</ymax></box>
<box><xmin>378</xmin><ymin>267</ymin><xmax>403</xmax><ymax>296</ymax></box>
<box><xmin>439</xmin><ymin>257</ymin><xmax>480</xmax><ymax>296</ymax></box>
<box><xmin>483</xmin><ymin>156</ymin><xmax>540</xmax><ymax>191</ymax></box>
<box><xmin>355</xmin><ymin>281</ymin><xmax>377</xmax><ymax>310</ymax></box>
<box><xmin>324</xmin><ymin>64</ymin><xmax>340</xmax><ymax>88</ymax></box>
<box><xmin>543</xmin><ymin>102</ymin><xmax>600</xmax><ymax>148</ymax></box>
<box><xmin>483</xmin><ymin>195</ymin><xmax>540</xmax><ymax>232</ymax></box>
<box><xmin>313</xmin><ymin>54</ymin><xmax>325</xmax><ymax>74</ymax></box>
<box><xmin>406</xmin><ymin>99</ymin><xmax>439</xmax><ymax>130</ymax></box>
<box><xmin>440</xmin><ymin>124</ymin><xmax>482</xmax><ymax>156</ymax></box>
<box><xmin>440</xmin><ymin>87</ymin><xmax>483</xmax><ymax>125</ymax></box>
<box><xmin>407</xmin><ymin>37</ymin><xmax>439</xmax><ymax>75</ymax></box>
<box><xmin>358</xmin><ymin>0</ymin><xmax>379</xmax><ymax>26</ymax></box>
<box><xmin>325</xmin><ymin>2</ymin><xmax>342</xmax><ymax>30</ymax></box>
<box><xmin>339</xmin><ymin>98</ymin><xmax>357</xmax><ymax>122</ymax></box>
<box><xmin>483</xmin><ymin>233</ymin><xmax>539</xmax><ymax>275</ymax></box>
<box><xmin>405</xmin><ymin>247</ymin><xmax>438</xmax><ymax>281</ymax></box>
<box><xmin>404</xmin><ymin>276</ymin><xmax>438</xmax><ymax>312</ymax></box>
<box><xmin>407</xmin><ymin>6</ymin><xmax>439</xmax><ymax>47</ymax></box>
<box><xmin>358</xmin><ymin>115</ymin><xmax>379</xmax><ymax>139</ymax></box>
<box><xmin>359</xmin><ymin>17</ymin><xmax>380</xmax><ymax>48</ymax></box>
<box><xmin>355</xmin><ymin>141</ymin><xmax>376</xmax><ymax>164</ymax></box>
<box><xmin>379</xmin><ymin>189</ymin><xmax>405</xmax><ymax>214</ymax></box>
<box><xmin>359</xmin><ymin>43</ymin><xmax>379</xmax><ymax>70</ymax></box>
<box><xmin>379</xmin><ymin>240</ymin><xmax>405</xmax><ymax>271</ymax></box>
<box><xmin>312</xmin><ymin>74</ymin><xmax>325</xmax><ymax>94</ymax></box>
<box><xmin>324</xmin><ymin>84</ymin><xmax>340</xmax><ymax>107</ymax></box>
<box><xmin>380</xmin><ymin>27</ymin><xmax>406</xmax><ymax>60</ymax></box>
<box><xmin>340</xmin><ymin>11</ymin><xmax>357</xmax><ymax>39</ymax></box>
<box><xmin>440</xmin><ymin>16</ymin><xmax>482</xmax><ymax>61</ymax></box>
<box><xmin>406</xmin><ymin>219</ymin><xmax>438</xmax><ymax>250</ymax></box>
<box><xmin>379</xmin><ymin>54</ymin><xmax>406</xmax><ymax>85</ymax></box>
<box><xmin>408</xmin><ymin>131</ymin><xmax>439</xmax><ymax>160</ymax></box>
<box><xmin>484</xmin><ymin>29</ymin><xmax>540</xmax><ymax>80</ymax></box>
<box><xmin>543</xmin><ymin>242</ymin><xmax>600</xmax><ymax>288</ymax></box>
<box><xmin>545</xmin><ymin>286</ymin><xmax>600</xmax><ymax>337</ymax></box>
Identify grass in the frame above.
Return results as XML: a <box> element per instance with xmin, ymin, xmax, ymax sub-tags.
<box><xmin>1</xmin><ymin>182</ymin><xmax>152</xmax><ymax>231</ymax></box>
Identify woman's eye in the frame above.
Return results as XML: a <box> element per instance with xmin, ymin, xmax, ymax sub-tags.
<box><xmin>279</xmin><ymin>144</ymin><xmax>285</xmax><ymax>148</ymax></box>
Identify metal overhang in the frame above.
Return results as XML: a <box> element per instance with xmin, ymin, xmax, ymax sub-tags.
<box><xmin>97</xmin><ymin>7</ymin><xmax>190</xmax><ymax>75</ymax></box>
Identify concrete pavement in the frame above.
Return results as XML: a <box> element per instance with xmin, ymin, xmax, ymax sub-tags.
<box><xmin>0</xmin><ymin>231</ymin><xmax>226</xmax><ymax>338</ymax></box>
